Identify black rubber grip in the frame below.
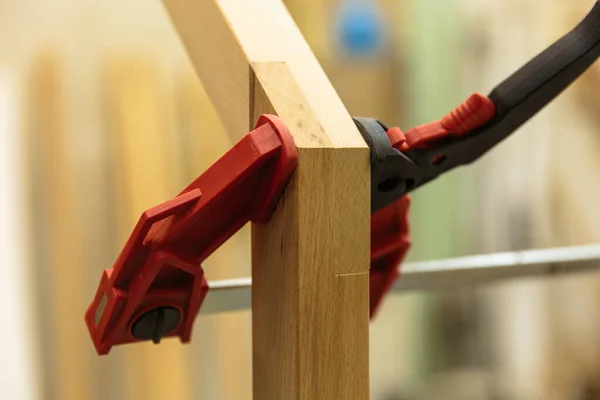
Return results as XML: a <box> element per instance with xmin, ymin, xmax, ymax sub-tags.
<box><xmin>366</xmin><ymin>1</ymin><xmax>600</xmax><ymax>205</ymax></box>
<box><xmin>489</xmin><ymin>0</ymin><xmax>600</xmax><ymax>125</ymax></box>
<box><xmin>405</xmin><ymin>1</ymin><xmax>600</xmax><ymax>188</ymax></box>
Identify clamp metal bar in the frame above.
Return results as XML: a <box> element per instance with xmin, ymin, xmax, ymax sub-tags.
<box><xmin>201</xmin><ymin>278</ymin><xmax>252</xmax><ymax>315</ymax></box>
<box><xmin>200</xmin><ymin>244</ymin><xmax>600</xmax><ymax>315</ymax></box>
<box><xmin>397</xmin><ymin>244</ymin><xmax>600</xmax><ymax>291</ymax></box>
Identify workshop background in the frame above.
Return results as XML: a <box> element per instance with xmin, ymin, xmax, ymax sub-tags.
<box><xmin>1</xmin><ymin>0</ymin><xmax>599</xmax><ymax>399</ymax></box>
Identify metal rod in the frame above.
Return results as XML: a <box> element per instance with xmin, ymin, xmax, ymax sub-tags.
<box><xmin>200</xmin><ymin>244</ymin><xmax>600</xmax><ymax>315</ymax></box>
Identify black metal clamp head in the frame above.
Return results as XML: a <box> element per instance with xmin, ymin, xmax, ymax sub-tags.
<box><xmin>353</xmin><ymin>117</ymin><xmax>422</xmax><ymax>212</ymax></box>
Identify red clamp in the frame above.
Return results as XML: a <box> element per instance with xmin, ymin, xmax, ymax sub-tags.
<box><xmin>357</xmin><ymin>94</ymin><xmax>496</xmax><ymax>317</ymax></box>
<box><xmin>366</xmin><ymin>95</ymin><xmax>496</xmax><ymax>315</ymax></box>
<box><xmin>85</xmin><ymin>115</ymin><xmax>298</xmax><ymax>354</ymax></box>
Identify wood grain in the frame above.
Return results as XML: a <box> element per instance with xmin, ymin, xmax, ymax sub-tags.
<box><xmin>162</xmin><ymin>0</ymin><xmax>364</xmax><ymax>148</ymax></box>
<box><xmin>251</xmin><ymin>62</ymin><xmax>370</xmax><ymax>400</ymax></box>
<box><xmin>162</xmin><ymin>0</ymin><xmax>371</xmax><ymax>397</ymax></box>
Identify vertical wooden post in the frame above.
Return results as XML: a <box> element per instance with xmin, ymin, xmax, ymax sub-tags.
<box><xmin>162</xmin><ymin>1</ymin><xmax>371</xmax><ymax>398</ymax></box>
<box><xmin>250</xmin><ymin>62</ymin><xmax>370</xmax><ymax>399</ymax></box>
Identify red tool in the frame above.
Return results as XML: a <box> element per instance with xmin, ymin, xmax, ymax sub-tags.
<box><xmin>87</xmin><ymin>1</ymin><xmax>600</xmax><ymax>354</ymax></box>
<box><xmin>86</xmin><ymin>115</ymin><xmax>298</xmax><ymax>354</ymax></box>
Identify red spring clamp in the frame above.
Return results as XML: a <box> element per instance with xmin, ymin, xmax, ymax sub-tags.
<box><xmin>85</xmin><ymin>115</ymin><xmax>298</xmax><ymax>354</ymax></box>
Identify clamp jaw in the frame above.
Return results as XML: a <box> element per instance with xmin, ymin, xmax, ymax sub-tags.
<box><xmin>86</xmin><ymin>115</ymin><xmax>298</xmax><ymax>354</ymax></box>
<box><xmin>87</xmin><ymin>1</ymin><xmax>600</xmax><ymax>354</ymax></box>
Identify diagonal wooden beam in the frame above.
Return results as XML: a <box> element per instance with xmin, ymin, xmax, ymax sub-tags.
<box><xmin>162</xmin><ymin>1</ymin><xmax>371</xmax><ymax>398</ymax></box>
<box><xmin>162</xmin><ymin>0</ymin><xmax>364</xmax><ymax>147</ymax></box>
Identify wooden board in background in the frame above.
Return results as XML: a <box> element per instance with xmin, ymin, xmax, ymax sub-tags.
<box><xmin>464</xmin><ymin>0</ymin><xmax>556</xmax><ymax>398</ymax></box>
<box><xmin>104</xmin><ymin>56</ymin><xmax>191</xmax><ymax>400</ymax></box>
<box><xmin>177</xmin><ymin>73</ymin><xmax>252</xmax><ymax>399</ymax></box>
<box><xmin>27</xmin><ymin>52</ymin><xmax>92</xmax><ymax>400</ymax></box>
<box><xmin>541</xmin><ymin>2</ymin><xmax>600</xmax><ymax>398</ymax></box>
<box><xmin>1</xmin><ymin>64</ymin><xmax>42</xmax><ymax>400</ymax></box>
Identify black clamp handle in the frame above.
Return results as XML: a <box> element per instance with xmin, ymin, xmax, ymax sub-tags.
<box><xmin>358</xmin><ymin>0</ymin><xmax>600</xmax><ymax>213</ymax></box>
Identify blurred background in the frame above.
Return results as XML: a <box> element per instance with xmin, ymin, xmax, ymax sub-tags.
<box><xmin>2</xmin><ymin>0</ymin><xmax>600</xmax><ymax>399</ymax></box>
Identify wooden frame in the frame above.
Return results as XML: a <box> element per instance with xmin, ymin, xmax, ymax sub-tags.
<box><xmin>162</xmin><ymin>0</ymin><xmax>371</xmax><ymax>398</ymax></box>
